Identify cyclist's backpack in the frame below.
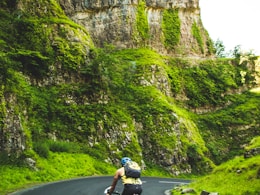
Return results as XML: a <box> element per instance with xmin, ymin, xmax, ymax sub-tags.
<box><xmin>124</xmin><ymin>161</ymin><xmax>141</xmax><ymax>178</ymax></box>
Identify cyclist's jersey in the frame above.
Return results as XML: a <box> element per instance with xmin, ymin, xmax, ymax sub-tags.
<box><xmin>121</xmin><ymin>170</ymin><xmax>142</xmax><ymax>185</ymax></box>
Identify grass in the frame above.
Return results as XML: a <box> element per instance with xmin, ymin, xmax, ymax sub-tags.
<box><xmin>172</xmin><ymin>155</ymin><xmax>260</xmax><ymax>195</ymax></box>
<box><xmin>245</xmin><ymin>136</ymin><xmax>260</xmax><ymax>150</ymax></box>
<box><xmin>0</xmin><ymin>151</ymin><xmax>172</xmax><ymax>195</ymax></box>
<box><xmin>2</xmin><ymin>153</ymin><xmax>259</xmax><ymax>195</ymax></box>
<box><xmin>172</xmin><ymin>137</ymin><xmax>260</xmax><ymax>195</ymax></box>
<box><xmin>0</xmin><ymin>152</ymin><xmax>116</xmax><ymax>195</ymax></box>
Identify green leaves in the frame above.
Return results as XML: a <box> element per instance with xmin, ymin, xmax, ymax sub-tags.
<box><xmin>136</xmin><ymin>0</ymin><xmax>149</xmax><ymax>43</ymax></box>
<box><xmin>167</xmin><ymin>59</ymin><xmax>243</xmax><ymax>107</ymax></box>
<box><xmin>192</xmin><ymin>22</ymin><xmax>204</xmax><ymax>54</ymax></box>
<box><xmin>162</xmin><ymin>9</ymin><xmax>181</xmax><ymax>49</ymax></box>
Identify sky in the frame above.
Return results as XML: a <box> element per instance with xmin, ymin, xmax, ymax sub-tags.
<box><xmin>199</xmin><ymin>0</ymin><xmax>260</xmax><ymax>56</ymax></box>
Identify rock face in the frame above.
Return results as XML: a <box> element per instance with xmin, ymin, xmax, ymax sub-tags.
<box><xmin>58</xmin><ymin>0</ymin><xmax>212</xmax><ymax>56</ymax></box>
<box><xmin>0</xmin><ymin>0</ymin><xmax>215</xmax><ymax>175</ymax></box>
<box><xmin>0</xmin><ymin>94</ymin><xmax>26</xmax><ymax>157</ymax></box>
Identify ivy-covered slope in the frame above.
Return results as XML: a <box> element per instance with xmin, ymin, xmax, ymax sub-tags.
<box><xmin>172</xmin><ymin>136</ymin><xmax>260</xmax><ymax>195</ymax></box>
<box><xmin>0</xmin><ymin>0</ymin><xmax>259</xmax><ymax>185</ymax></box>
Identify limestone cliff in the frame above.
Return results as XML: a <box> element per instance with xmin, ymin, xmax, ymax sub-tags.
<box><xmin>0</xmin><ymin>0</ymin><xmax>257</xmax><ymax>176</ymax></box>
<box><xmin>58</xmin><ymin>0</ymin><xmax>213</xmax><ymax>56</ymax></box>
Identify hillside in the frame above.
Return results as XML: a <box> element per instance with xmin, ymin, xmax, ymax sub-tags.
<box><xmin>172</xmin><ymin>136</ymin><xmax>260</xmax><ymax>195</ymax></box>
<box><xmin>0</xmin><ymin>0</ymin><xmax>259</xmax><ymax>194</ymax></box>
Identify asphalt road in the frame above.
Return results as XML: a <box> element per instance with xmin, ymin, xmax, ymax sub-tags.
<box><xmin>10</xmin><ymin>176</ymin><xmax>191</xmax><ymax>195</ymax></box>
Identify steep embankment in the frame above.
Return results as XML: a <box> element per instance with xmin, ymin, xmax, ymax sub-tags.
<box><xmin>172</xmin><ymin>136</ymin><xmax>260</xmax><ymax>195</ymax></box>
<box><xmin>0</xmin><ymin>0</ymin><xmax>217</xmax><ymax>175</ymax></box>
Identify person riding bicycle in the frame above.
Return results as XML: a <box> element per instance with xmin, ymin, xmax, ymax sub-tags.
<box><xmin>107</xmin><ymin>157</ymin><xmax>142</xmax><ymax>195</ymax></box>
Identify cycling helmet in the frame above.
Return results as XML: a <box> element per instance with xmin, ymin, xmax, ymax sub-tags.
<box><xmin>121</xmin><ymin>157</ymin><xmax>131</xmax><ymax>166</ymax></box>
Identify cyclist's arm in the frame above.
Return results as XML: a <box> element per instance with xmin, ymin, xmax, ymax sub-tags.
<box><xmin>108</xmin><ymin>169</ymin><xmax>121</xmax><ymax>195</ymax></box>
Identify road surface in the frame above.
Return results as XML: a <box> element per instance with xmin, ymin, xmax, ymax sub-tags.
<box><xmin>10</xmin><ymin>176</ymin><xmax>191</xmax><ymax>195</ymax></box>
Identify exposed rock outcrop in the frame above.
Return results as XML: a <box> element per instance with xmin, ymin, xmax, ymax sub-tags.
<box><xmin>244</xmin><ymin>147</ymin><xmax>260</xmax><ymax>158</ymax></box>
<box><xmin>0</xmin><ymin>94</ymin><xmax>26</xmax><ymax>157</ymax></box>
<box><xmin>58</xmin><ymin>0</ymin><xmax>212</xmax><ymax>57</ymax></box>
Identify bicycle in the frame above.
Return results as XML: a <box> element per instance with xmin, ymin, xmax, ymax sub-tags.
<box><xmin>104</xmin><ymin>187</ymin><xmax>120</xmax><ymax>194</ymax></box>
<box><xmin>104</xmin><ymin>186</ymin><xmax>141</xmax><ymax>195</ymax></box>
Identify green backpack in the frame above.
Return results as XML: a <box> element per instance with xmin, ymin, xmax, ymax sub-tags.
<box><xmin>124</xmin><ymin>161</ymin><xmax>141</xmax><ymax>178</ymax></box>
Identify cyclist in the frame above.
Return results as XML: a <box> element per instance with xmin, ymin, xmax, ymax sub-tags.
<box><xmin>107</xmin><ymin>157</ymin><xmax>142</xmax><ymax>195</ymax></box>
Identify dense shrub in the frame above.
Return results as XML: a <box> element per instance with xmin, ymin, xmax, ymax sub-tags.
<box><xmin>33</xmin><ymin>142</ymin><xmax>50</xmax><ymax>158</ymax></box>
<box><xmin>48</xmin><ymin>141</ymin><xmax>81</xmax><ymax>153</ymax></box>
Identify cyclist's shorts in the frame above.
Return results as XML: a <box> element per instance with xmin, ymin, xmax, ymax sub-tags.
<box><xmin>122</xmin><ymin>184</ymin><xmax>142</xmax><ymax>195</ymax></box>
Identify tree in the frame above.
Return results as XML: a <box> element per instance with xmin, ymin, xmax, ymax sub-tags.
<box><xmin>231</xmin><ymin>45</ymin><xmax>242</xmax><ymax>59</ymax></box>
<box><xmin>214</xmin><ymin>39</ymin><xmax>226</xmax><ymax>58</ymax></box>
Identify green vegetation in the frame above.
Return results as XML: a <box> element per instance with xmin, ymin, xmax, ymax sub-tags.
<box><xmin>162</xmin><ymin>8</ymin><xmax>181</xmax><ymax>49</ymax></box>
<box><xmin>167</xmin><ymin>58</ymin><xmax>256</xmax><ymax>108</ymax></box>
<box><xmin>191</xmin><ymin>21</ymin><xmax>204</xmax><ymax>54</ymax></box>
<box><xmin>1</xmin><ymin>42</ymin><xmax>259</xmax><ymax>195</ymax></box>
<box><xmin>172</xmin><ymin>137</ymin><xmax>260</xmax><ymax>195</ymax></box>
<box><xmin>204</xmin><ymin>30</ymin><xmax>215</xmax><ymax>55</ymax></box>
<box><xmin>197</xmin><ymin>91</ymin><xmax>260</xmax><ymax>164</ymax></box>
<box><xmin>0</xmin><ymin>151</ymin><xmax>172</xmax><ymax>195</ymax></box>
<box><xmin>246</xmin><ymin>136</ymin><xmax>260</xmax><ymax>150</ymax></box>
<box><xmin>0</xmin><ymin>153</ymin><xmax>115</xmax><ymax>195</ymax></box>
<box><xmin>1</xmin><ymin>44</ymin><xmax>259</xmax><ymax>195</ymax></box>
<box><xmin>214</xmin><ymin>39</ymin><xmax>226</xmax><ymax>58</ymax></box>
<box><xmin>135</xmin><ymin>0</ymin><xmax>149</xmax><ymax>44</ymax></box>
<box><xmin>173</xmin><ymin>155</ymin><xmax>260</xmax><ymax>195</ymax></box>
<box><xmin>0</xmin><ymin>1</ymin><xmax>259</xmax><ymax>195</ymax></box>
